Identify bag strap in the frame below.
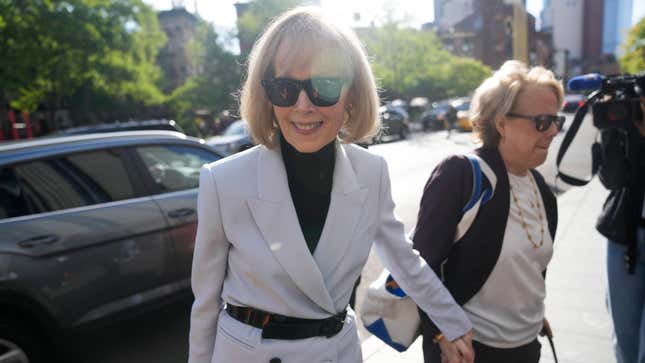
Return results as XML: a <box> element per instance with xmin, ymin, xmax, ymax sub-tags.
<box><xmin>454</xmin><ymin>154</ymin><xmax>497</xmax><ymax>241</ymax></box>
<box><xmin>555</xmin><ymin>92</ymin><xmax>601</xmax><ymax>186</ymax></box>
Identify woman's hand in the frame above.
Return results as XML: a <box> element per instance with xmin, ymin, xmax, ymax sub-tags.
<box><xmin>540</xmin><ymin>317</ymin><xmax>554</xmax><ymax>338</ymax></box>
<box><xmin>438</xmin><ymin>330</ymin><xmax>474</xmax><ymax>363</ymax></box>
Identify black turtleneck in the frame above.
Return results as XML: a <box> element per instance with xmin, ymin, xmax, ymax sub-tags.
<box><xmin>280</xmin><ymin>135</ymin><xmax>335</xmax><ymax>254</ymax></box>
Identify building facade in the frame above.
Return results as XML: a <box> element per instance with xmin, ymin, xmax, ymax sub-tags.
<box><xmin>583</xmin><ymin>0</ymin><xmax>605</xmax><ymax>62</ymax></box>
<box><xmin>541</xmin><ymin>0</ymin><xmax>631</xmax><ymax>77</ymax></box>
<box><xmin>157</xmin><ymin>7</ymin><xmax>199</xmax><ymax>92</ymax></box>
<box><xmin>542</xmin><ymin>0</ymin><xmax>584</xmax><ymax>60</ymax></box>
<box><xmin>434</xmin><ymin>0</ymin><xmax>541</xmax><ymax>70</ymax></box>
<box><xmin>434</xmin><ymin>0</ymin><xmax>475</xmax><ymax>32</ymax></box>
<box><xmin>602</xmin><ymin>0</ymin><xmax>634</xmax><ymax>55</ymax></box>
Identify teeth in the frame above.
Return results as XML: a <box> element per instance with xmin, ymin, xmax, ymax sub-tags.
<box><xmin>293</xmin><ymin>121</ymin><xmax>321</xmax><ymax>130</ymax></box>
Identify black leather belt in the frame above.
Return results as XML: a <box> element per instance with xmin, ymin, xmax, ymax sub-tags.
<box><xmin>225</xmin><ymin>304</ymin><xmax>346</xmax><ymax>340</ymax></box>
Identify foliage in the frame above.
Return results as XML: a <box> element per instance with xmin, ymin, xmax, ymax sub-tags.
<box><xmin>0</xmin><ymin>0</ymin><xmax>166</xmax><ymax>119</ymax></box>
<box><xmin>166</xmin><ymin>20</ymin><xmax>242</xmax><ymax>136</ymax></box>
<box><xmin>358</xmin><ymin>24</ymin><xmax>490</xmax><ymax>101</ymax></box>
<box><xmin>619</xmin><ymin>16</ymin><xmax>645</xmax><ymax>74</ymax></box>
<box><xmin>0</xmin><ymin>0</ymin><xmax>491</xmax><ymax>130</ymax></box>
<box><xmin>236</xmin><ymin>0</ymin><xmax>302</xmax><ymax>57</ymax></box>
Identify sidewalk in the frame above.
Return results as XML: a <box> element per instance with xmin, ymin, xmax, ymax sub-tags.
<box><xmin>361</xmin><ymin>178</ymin><xmax>615</xmax><ymax>363</ymax></box>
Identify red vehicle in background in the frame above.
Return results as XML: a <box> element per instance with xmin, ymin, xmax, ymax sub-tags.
<box><xmin>1</xmin><ymin>110</ymin><xmax>36</xmax><ymax>141</ymax></box>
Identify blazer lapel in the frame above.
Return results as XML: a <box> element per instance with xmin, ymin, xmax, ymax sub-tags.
<box><xmin>247</xmin><ymin>145</ymin><xmax>336</xmax><ymax>314</ymax></box>
<box><xmin>313</xmin><ymin>143</ymin><xmax>368</xmax><ymax>283</ymax></box>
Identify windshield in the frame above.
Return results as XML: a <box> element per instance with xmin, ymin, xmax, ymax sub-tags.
<box><xmin>455</xmin><ymin>102</ymin><xmax>470</xmax><ymax>111</ymax></box>
<box><xmin>223</xmin><ymin>121</ymin><xmax>247</xmax><ymax>136</ymax></box>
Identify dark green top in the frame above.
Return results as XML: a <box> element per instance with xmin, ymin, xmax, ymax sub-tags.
<box><xmin>280</xmin><ymin>135</ymin><xmax>335</xmax><ymax>254</ymax></box>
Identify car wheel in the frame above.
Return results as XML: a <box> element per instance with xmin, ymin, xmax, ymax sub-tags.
<box><xmin>0</xmin><ymin>317</ymin><xmax>43</xmax><ymax>363</ymax></box>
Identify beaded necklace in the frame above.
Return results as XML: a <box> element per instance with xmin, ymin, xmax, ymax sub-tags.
<box><xmin>509</xmin><ymin>173</ymin><xmax>544</xmax><ymax>249</ymax></box>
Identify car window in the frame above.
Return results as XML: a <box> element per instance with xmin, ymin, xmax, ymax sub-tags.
<box><xmin>382</xmin><ymin>111</ymin><xmax>403</xmax><ymax>121</ymax></box>
<box><xmin>0</xmin><ymin>167</ymin><xmax>28</xmax><ymax>220</ymax></box>
<box><xmin>136</xmin><ymin>145</ymin><xmax>220</xmax><ymax>193</ymax></box>
<box><xmin>0</xmin><ymin>149</ymin><xmax>135</xmax><ymax>219</ymax></box>
<box><xmin>455</xmin><ymin>102</ymin><xmax>470</xmax><ymax>111</ymax></box>
<box><xmin>435</xmin><ymin>104</ymin><xmax>450</xmax><ymax>113</ymax></box>
<box><xmin>223</xmin><ymin>121</ymin><xmax>247</xmax><ymax>136</ymax></box>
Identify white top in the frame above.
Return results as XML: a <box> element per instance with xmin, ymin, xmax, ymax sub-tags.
<box><xmin>463</xmin><ymin>172</ymin><xmax>553</xmax><ymax>348</ymax></box>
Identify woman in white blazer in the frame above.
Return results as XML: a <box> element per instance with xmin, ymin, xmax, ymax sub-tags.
<box><xmin>188</xmin><ymin>7</ymin><xmax>473</xmax><ymax>363</ymax></box>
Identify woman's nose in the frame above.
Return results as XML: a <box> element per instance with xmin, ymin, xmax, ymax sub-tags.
<box><xmin>545</xmin><ymin>120</ymin><xmax>560</xmax><ymax>137</ymax></box>
<box><xmin>294</xmin><ymin>89</ymin><xmax>315</xmax><ymax>111</ymax></box>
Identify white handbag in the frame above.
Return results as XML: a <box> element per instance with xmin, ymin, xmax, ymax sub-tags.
<box><xmin>360</xmin><ymin>154</ymin><xmax>496</xmax><ymax>351</ymax></box>
<box><xmin>361</xmin><ymin>270</ymin><xmax>421</xmax><ymax>351</ymax></box>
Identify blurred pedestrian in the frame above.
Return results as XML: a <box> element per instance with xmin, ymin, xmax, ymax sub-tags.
<box><xmin>218</xmin><ymin>110</ymin><xmax>233</xmax><ymax>133</ymax></box>
<box><xmin>188</xmin><ymin>7</ymin><xmax>474</xmax><ymax>363</ymax></box>
<box><xmin>444</xmin><ymin>103</ymin><xmax>458</xmax><ymax>139</ymax></box>
<box><xmin>413</xmin><ymin>60</ymin><xmax>565</xmax><ymax>363</ymax></box>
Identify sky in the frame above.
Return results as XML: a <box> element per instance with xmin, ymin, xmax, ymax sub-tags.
<box><xmin>145</xmin><ymin>0</ymin><xmax>546</xmax><ymax>30</ymax></box>
<box><xmin>144</xmin><ymin>0</ymin><xmax>645</xmax><ymax>37</ymax></box>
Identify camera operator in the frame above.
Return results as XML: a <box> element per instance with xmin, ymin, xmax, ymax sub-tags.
<box><xmin>598</xmin><ymin>97</ymin><xmax>645</xmax><ymax>363</ymax></box>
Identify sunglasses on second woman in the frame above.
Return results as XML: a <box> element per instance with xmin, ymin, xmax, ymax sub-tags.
<box><xmin>261</xmin><ymin>77</ymin><xmax>347</xmax><ymax>107</ymax></box>
<box><xmin>505</xmin><ymin>112</ymin><xmax>566</xmax><ymax>132</ymax></box>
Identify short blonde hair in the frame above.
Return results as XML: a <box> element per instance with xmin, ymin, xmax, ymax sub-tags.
<box><xmin>240</xmin><ymin>7</ymin><xmax>380</xmax><ymax>148</ymax></box>
<box><xmin>470</xmin><ymin>60</ymin><xmax>564</xmax><ymax>147</ymax></box>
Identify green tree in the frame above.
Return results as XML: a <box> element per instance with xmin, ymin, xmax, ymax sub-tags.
<box><xmin>236</xmin><ymin>0</ymin><xmax>302</xmax><ymax>57</ymax></box>
<box><xmin>619</xmin><ymin>16</ymin><xmax>645</xmax><ymax>74</ymax></box>
<box><xmin>444</xmin><ymin>58</ymin><xmax>491</xmax><ymax>98</ymax></box>
<box><xmin>358</xmin><ymin>24</ymin><xmax>489</xmax><ymax>101</ymax></box>
<box><xmin>0</xmin><ymin>0</ymin><xmax>166</xmax><ymax>122</ymax></box>
<box><xmin>167</xmin><ymin>21</ymin><xmax>242</xmax><ymax>135</ymax></box>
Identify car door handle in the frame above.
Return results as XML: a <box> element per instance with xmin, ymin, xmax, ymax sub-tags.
<box><xmin>167</xmin><ymin>208</ymin><xmax>195</xmax><ymax>218</ymax></box>
<box><xmin>18</xmin><ymin>235</ymin><xmax>60</xmax><ymax>248</ymax></box>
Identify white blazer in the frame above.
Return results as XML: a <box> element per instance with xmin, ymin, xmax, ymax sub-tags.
<box><xmin>188</xmin><ymin>142</ymin><xmax>470</xmax><ymax>363</ymax></box>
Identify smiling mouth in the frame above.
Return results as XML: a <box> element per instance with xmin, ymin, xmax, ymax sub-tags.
<box><xmin>292</xmin><ymin>121</ymin><xmax>323</xmax><ymax>131</ymax></box>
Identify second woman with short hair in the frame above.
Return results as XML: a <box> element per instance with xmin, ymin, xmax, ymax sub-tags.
<box><xmin>413</xmin><ymin>60</ymin><xmax>564</xmax><ymax>363</ymax></box>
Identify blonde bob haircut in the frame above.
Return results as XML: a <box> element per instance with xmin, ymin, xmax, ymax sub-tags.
<box><xmin>470</xmin><ymin>60</ymin><xmax>564</xmax><ymax>147</ymax></box>
<box><xmin>240</xmin><ymin>6</ymin><xmax>380</xmax><ymax>148</ymax></box>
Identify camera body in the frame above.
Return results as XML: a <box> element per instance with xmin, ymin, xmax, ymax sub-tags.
<box><xmin>559</xmin><ymin>72</ymin><xmax>645</xmax><ymax>187</ymax></box>
<box><xmin>591</xmin><ymin>73</ymin><xmax>644</xmax><ymax>130</ymax></box>
<box><xmin>561</xmin><ymin>72</ymin><xmax>644</xmax><ymax>273</ymax></box>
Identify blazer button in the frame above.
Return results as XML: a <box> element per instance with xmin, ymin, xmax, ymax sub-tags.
<box><xmin>269</xmin><ymin>358</ymin><xmax>281</xmax><ymax>363</ymax></box>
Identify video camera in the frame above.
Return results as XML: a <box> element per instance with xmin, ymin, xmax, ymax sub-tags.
<box><xmin>556</xmin><ymin>71</ymin><xmax>644</xmax><ymax>188</ymax></box>
<box><xmin>564</xmin><ymin>72</ymin><xmax>645</xmax><ymax>275</ymax></box>
<box><xmin>568</xmin><ymin>72</ymin><xmax>645</xmax><ymax>129</ymax></box>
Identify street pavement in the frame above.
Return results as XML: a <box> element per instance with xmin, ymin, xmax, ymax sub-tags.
<box><xmin>360</xmin><ymin>126</ymin><xmax>615</xmax><ymax>362</ymax></box>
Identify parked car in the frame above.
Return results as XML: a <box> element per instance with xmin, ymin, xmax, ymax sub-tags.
<box><xmin>451</xmin><ymin>97</ymin><xmax>472</xmax><ymax>131</ymax></box>
<box><xmin>563</xmin><ymin>93</ymin><xmax>585</xmax><ymax>113</ymax></box>
<box><xmin>55</xmin><ymin>119</ymin><xmax>184</xmax><ymax>135</ymax></box>
<box><xmin>419</xmin><ymin>101</ymin><xmax>452</xmax><ymax>131</ymax></box>
<box><xmin>206</xmin><ymin>120</ymin><xmax>254</xmax><ymax>156</ymax></box>
<box><xmin>373</xmin><ymin>105</ymin><xmax>410</xmax><ymax>143</ymax></box>
<box><xmin>0</xmin><ymin>131</ymin><xmax>223</xmax><ymax>362</ymax></box>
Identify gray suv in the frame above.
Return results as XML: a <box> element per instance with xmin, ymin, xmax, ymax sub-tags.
<box><xmin>0</xmin><ymin>131</ymin><xmax>222</xmax><ymax>362</ymax></box>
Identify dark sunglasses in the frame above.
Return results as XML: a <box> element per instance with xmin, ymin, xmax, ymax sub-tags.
<box><xmin>505</xmin><ymin>112</ymin><xmax>565</xmax><ymax>132</ymax></box>
<box><xmin>261</xmin><ymin>77</ymin><xmax>347</xmax><ymax>107</ymax></box>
